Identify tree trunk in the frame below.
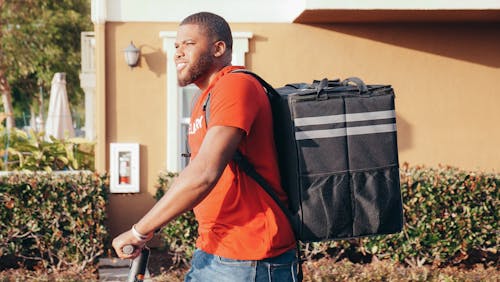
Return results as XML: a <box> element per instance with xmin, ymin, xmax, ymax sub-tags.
<box><xmin>0</xmin><ymin>0</ymin><xmax>15</xmax><ymax>130</ymax></box>
<box><xmin>0</xmin><ymin>70</ymin><xmax>15</xmax><ymax>130</ymax></box>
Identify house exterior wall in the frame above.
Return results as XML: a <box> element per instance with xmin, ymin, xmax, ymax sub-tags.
<box><xmin>103</xmin><ymin>22</ymin><xmax>174</xmax><ymax>237</ymax></box>
<box><xmin>102</xmin><ymin>21</ymin><xmax>500</xmax><ymax>237</ymax></box>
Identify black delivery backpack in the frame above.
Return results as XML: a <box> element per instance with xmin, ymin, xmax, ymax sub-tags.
<box><xmin>205</xmin><ymin>70</ymin><xmax>404</xmax><ymax>242</ymax></box>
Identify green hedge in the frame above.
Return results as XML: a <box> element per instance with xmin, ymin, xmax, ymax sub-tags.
<box><xmin>154</xmin><ymin>165</ymin><xmax>499</xmax><ymax>267</ymax></box>
<box><xmin>0</xmin><ymin>171</ymin><xmax>108</xmax><ymax>272</ymax></box>
<box><xmin>363</xmin><ymin>164</ymin><xmax>498</xmax><ymax>266</ymax></box>
<box><xmin>154</xmin><ymin>171</ymin><xmax>198</xmax><ymax>266</ymax></box>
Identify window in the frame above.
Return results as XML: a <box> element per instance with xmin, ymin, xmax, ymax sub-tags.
<box><xmin>179</xmin><ymin>85</ymin><xmax>199</xmax><ymax>168</ymax></box>
<box><xmin>160</xmin><ymin>31</ymin><xmax>253</xmax><ymax>172</ymax></box>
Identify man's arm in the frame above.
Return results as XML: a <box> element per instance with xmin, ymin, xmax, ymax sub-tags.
<box><xmin>112</xmin><ymin>125</ymin><xmax>244</xmax><ymax>258</ymax></box>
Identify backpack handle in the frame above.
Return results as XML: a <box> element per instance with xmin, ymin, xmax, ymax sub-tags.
<box><xmin>341</xmin><ymin>77</ymin><xmax>368</xmax><ymax>93</ymax></box>
<box><xmin>312</xmin><ymin>79</ymin><xmax>341</xmax><ymax>88</ymax></box>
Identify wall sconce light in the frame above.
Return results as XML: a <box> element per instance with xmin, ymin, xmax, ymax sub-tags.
<box><xmin>124</xmin><ymin>41</ymin><xmax>140</xmax><ymax>68</ymax></box>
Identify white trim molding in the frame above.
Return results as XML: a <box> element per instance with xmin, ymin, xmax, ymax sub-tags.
<box><xmin>91</xmin><ymin>0</ymin><xmax>107</xmax><ymax>24</ymax></box>
<box><xmin>159</xmin><ymin>31</ymin><xmax>179</xmax><ymax>172</ymax></box>
<box><xmin>93</xmin><ymin>0</ymin><xmax>499</xmax><ymax>24</ymax></box>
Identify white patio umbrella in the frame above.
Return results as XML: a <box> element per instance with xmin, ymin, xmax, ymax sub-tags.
<box><xmin>45</xmin><ymin>72</ymin><xmax>75</xmax><ymax>140</ymax></box>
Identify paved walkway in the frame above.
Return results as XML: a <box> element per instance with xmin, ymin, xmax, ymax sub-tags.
<box><xmin>98</xmin><ymin>257</ymin><xmax>151</xmax><ymax>281</ymax></box>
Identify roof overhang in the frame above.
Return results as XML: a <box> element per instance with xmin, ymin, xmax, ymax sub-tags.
<box><xmin>294</xmin><ymin>9</ymin><xmax>500</xmax><ymax>24</ymax></box>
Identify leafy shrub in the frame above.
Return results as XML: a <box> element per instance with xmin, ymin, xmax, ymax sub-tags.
<box><xmin>154</xmin><ymin>171</ymin><xmax>197</xmax><ymax>266</ymax></box>
<box><xmin>0</xmin><ymin>171</ymin><xmax>109</xmax><ymax>272</ymax></box>
<box><xmin>154</xmin><ymin>165</ymin><xmax>499</xmax><ymax>267</ymax></box>
<box><xmin>361</xmin><ymin>164</ymin><xmax>498</xmax><ymax>267</ymax></box>
<box><xmin>0</xmin><ymin>126</ymin><xmax>94</xmax><ymax>172</ymax></box>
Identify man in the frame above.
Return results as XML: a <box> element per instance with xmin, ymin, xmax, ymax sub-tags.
<box><xmin>112</xmin><ymin>12</ymin><xmax>298</xmax><ymax>281</ymax></box>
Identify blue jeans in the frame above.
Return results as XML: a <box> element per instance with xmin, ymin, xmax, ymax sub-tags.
<box><xmin>184</xmin><ymin>249</ymin><xmax>298</xmax><ymax>282</ymax></box>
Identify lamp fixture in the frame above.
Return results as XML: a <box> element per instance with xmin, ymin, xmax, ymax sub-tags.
<box><xmin>124</xmin><ymin>41</ymin><xmax>140</xmax><ymax>68</ymax></box>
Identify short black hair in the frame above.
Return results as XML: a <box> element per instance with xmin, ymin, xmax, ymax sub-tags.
<box><xmin>180</xmin><ymin>12</ymin><xmax>233</xmax><ymax>50</ymax></box>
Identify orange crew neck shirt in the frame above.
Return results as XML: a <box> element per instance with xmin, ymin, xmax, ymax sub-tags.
<box><xmin>187</xmin><ymin>66</ymin><xmax>295</xmax><ymax>260</ymax></box>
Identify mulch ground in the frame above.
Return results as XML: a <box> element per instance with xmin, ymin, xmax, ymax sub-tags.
<box><xmin>0</xmin><ymin>248</ymin><xmax>498</xmax><ymax>281</ymax></box>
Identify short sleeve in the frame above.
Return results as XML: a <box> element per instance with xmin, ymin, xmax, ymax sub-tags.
<box><xmin>207</xmin><ymin>73</ymin><xmax>264</xmax><ymax>136</ymax></box>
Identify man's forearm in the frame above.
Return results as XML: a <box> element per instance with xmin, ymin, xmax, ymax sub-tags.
<box><xmin>133</xmin><ymin>159</ymin><xmax>219</xmax><ymax>236</ymax></box>
<box><xmin>131</xmin><ymin>126</ymin><xmax>243</xmax><ymax>238</ymax></box>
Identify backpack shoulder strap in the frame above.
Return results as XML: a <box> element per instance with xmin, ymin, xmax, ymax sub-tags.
<box><xmin>232</xmin><ymin>151</ymin><xmax>296</xmax><ymax>223</ymax></box>
<box><xmin>202</xmin><ymin>69</ymin><xmax>278</xmax><ymax>125</ymax></box>
<box><xmin>231</xmin><ymin>69</ymin><xmax>281</xmax><ymax>100</ymax></box>
<box><xmin>202</xmin><ymin>93</ymin><xmax>211</xmax><ymax>127</ymax></box>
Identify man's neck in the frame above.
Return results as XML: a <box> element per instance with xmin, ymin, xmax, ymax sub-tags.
<box><xmin>195</xmin><ymin>63</ymin><xmax>231</xmax><ymax>91</ymax></box>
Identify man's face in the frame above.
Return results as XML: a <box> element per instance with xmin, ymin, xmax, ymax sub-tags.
<box><xmin>174</xmin><ymin>24</ymin><xmax>214</xmax><ymax>87</ymax></box>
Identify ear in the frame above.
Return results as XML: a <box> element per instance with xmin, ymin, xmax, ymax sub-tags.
<box><xmin>213</xmin><ymin>41</ymin><xmax>227</xmax><ymax>58</ymax></box>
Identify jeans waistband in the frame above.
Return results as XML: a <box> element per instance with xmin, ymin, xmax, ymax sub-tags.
<box><xmin>261</xmin><ymin>248</ymin><xmax>297</xmax><ymax>264</ymax></box>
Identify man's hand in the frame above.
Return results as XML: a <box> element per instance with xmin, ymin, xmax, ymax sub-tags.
<box><xmin>112</xmin><ymin>230</ymin><xmax>146</xmax><ymax>259</ymax></box>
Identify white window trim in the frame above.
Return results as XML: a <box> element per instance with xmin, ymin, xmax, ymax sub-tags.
<box><xmin>160</xmin><ymin>31</ymin><xmax>253</xmax><ymax>172</ymax></box>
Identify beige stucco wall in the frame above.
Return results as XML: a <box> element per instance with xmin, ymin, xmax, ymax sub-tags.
<box><xmin>101</xmin><ymin>21</ymin><xmax>500</xmax><ymax>237</ymax></box>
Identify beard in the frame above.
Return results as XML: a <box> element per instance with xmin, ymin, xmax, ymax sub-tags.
<box><xmin>177</xmin><ymin>51</ymin><xmax>214</xmax><ymax>87</ymax></box>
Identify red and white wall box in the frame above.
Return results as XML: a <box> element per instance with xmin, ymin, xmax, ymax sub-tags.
<box><xmin>110</xmin><ymin>143</ymin><xmax>140</xmax><ymax>193</ymax></box>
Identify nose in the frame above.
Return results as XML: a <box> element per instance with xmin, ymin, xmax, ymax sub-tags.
<box><xmin>175</xmin><ymin>46</ymin><xmax>184</xmax><ymax>59</ymax></box>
